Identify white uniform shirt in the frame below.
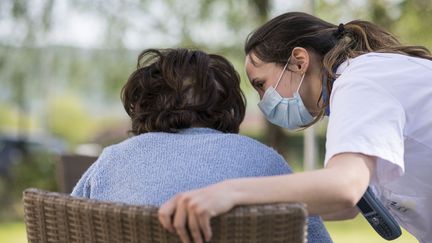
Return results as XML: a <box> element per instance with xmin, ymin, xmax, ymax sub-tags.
<box><xmin>324</xmin><ymin>52</ymin><xmax>432</xmax><ymax>242</ymax></box>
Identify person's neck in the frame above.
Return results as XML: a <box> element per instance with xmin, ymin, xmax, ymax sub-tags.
<box><xmin>300</xmin><ymin>74</ymin><xmax>323</xmax><ymax>117</ymax></box>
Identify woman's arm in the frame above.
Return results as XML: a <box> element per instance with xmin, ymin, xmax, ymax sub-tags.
<box><xmin>321</xmin><ymin>206</ymin><xmax>360</xmax><ymax>221</ymax></box>
<box><xmin>158</xmin><ymin>152</ymin><xmax>375</xmax><ymax>243</ymax></box>
<box><xmin>231</xmin><ymin>153</ymin><xmax>375</xmax><ymax>214</ymax></box>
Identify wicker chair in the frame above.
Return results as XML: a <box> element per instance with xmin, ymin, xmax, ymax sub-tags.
<box><xmin>23</xmin><ymin>188</ymin><xmax>308</xmax><ymax>243</ymax></box>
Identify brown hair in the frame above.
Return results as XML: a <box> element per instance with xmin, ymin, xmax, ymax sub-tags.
<box><xmin>245</xmin><ymin>12</ymin><xmax>432</xmax><ymax>125</ymax></box>
<box><xmin>121</xmin><ymin>48</ymin><xmax>246</xmax><ymax>135</ymax></box>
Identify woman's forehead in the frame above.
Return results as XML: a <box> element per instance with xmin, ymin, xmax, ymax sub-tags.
<box><xmin>244</xmin><ymin>55</ymin><xmax>259</xmax><ymax>81</ymax></box>
<box><xmin>245</xmin><ymin>52</ymin><xmax>264</xmax><ymax>67</ymax></box>
<box><xmin>245</xmin><ymin>55</ymin><xmax>275</xmax><ymax>82</ymax></box>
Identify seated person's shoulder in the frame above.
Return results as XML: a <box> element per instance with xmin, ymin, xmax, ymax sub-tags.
<box><xmin>223</xmin><ymin>133</ymin><xmax>292</xmax><ymax>173</ymax></box>
<box><xmin>226</xmin><ymin>133</ymin><xmax>279</xmax><ymax>153</ymax></box>
<box><xmin>105</xmin><ymin>134</ymin><xmax>149</xmax><ymax>153</ymax></box>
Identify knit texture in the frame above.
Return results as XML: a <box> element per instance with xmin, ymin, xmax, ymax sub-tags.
<box><xmin>72</xmin><ymin>127</ymin><xmax>332</xmax><ymax>242</ymax></box>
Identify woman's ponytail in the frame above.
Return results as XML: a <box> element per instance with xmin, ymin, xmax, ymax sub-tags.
<box><xmin>324</xmin><ymin>20</ymin><xmax>432</xmax><ymax>80</ymax></box>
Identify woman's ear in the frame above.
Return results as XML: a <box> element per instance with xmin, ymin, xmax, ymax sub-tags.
<box><xmin>290</xmin><ymin>47</ymin><xmax>310</xmax><ymax>74</ymax></box>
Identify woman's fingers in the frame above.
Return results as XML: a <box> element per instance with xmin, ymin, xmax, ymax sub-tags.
<box><xmin>188</xmin><ymin>195</ymin><xmax>213</xmax><ymax>242</ymax></box>
<box><xmin>197</xmin><ymin>212</ymin><xmax>212</xmax><ymax>242</ymax></box>
<box><xmin>158</xmin><ymin>195</ymin><xmax>178</xmax><ymax>233</ymax></box>
<box><xmin>159</xmin><ymin>182</ymin><xmax>235</xmax><ymax>242</ymax></box>
<box><xmin>174</xmin><ymin>196</ymin><xmax>192</xmax><ymax>243</ymax></box>
<box><xmin>187</xmin><ymin>208</ymin><xmax>204</xmax><ymax>243</ymax></box>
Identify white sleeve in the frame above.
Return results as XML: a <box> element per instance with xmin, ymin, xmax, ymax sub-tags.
<box><xmin>324</xmin><ymin>77</ymin><xmax>406</xmax><ymax>184</ymax></box>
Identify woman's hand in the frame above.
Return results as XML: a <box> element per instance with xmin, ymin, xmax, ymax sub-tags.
<box><xmin>158</xmin><ymin>181</ymin><xmax>239</xmax><ymax>243</ymax></box>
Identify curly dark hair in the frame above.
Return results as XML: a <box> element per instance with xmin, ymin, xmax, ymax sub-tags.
<box><xmin>121</xmin><ymin>48</ymin><xmax>246</xmax><ymax>135</ymax></box>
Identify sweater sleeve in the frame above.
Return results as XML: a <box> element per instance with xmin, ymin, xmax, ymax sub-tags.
<box><xmin>70</xmin><ymin>147</ymin><xmax>111</xmax><ymax>198</ymax></box>
<box><xmin>267</xmin><ymin>152</ymin><xmax>293</xmax><ymax>175</ymax></box>
<box><xmin>257</xmin><ymin>146</ymin><xmax>293</xmax><ymax>176</ymax></box>
<box><xmin>239</xmin><ymin>136</ymin><xmax>293</xmax><ymax>176</ymax></box>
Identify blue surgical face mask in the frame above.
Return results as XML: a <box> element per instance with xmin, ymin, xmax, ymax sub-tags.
<box><xmin>258</xmin><ymin>59</ymin><xmax>314</xmax><ymax>130</ymax></box>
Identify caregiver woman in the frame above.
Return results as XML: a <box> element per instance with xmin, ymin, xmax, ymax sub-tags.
<box><xmin>159</xmin><ymin>12</ymin><xmax>432</xmax><ymax>243</ymax></box>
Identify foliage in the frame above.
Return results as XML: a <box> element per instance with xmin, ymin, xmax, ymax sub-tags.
<box><xmin>0</xmin><ymin>152</ymin><xmax>58</xmax><ymax>221</ymax></box>
<box><xmin>393</xmin><ymin>0</ymin><xmax>432</xmax><ymax>48</ymax></box>
<box><xmin>325</xmin><ymin>216</ymin><xmax>418</xmax><ymax>243</ymax></box>
<box><xmin>46</xmin><ymin>94</ymin><xmax>97</xmax><ymax>146</ymax></box>
<box><xmin>0</xmin><ymin>104</ymin><xmax>36</xmax><ymax>133</ymax></box>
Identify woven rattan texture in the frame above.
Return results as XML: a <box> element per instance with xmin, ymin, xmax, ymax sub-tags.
<box><xmin>23</xmin><ymin>188</ymin><xmax>307</xmax><ymax>243</ymax></box>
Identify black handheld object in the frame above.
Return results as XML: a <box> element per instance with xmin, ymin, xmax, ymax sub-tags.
<box><xmin>357</xmin><ymin>187</ymin><xmax>402</xmax><ymax>240</ymax></box>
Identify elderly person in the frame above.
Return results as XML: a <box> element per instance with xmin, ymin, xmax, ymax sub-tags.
<box><xmin>71</xmin><ymin>48</ymin><xmax>332</xmax><ymax>242</ymax></box>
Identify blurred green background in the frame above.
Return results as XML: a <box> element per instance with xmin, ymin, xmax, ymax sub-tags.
<box><xmin>1</xmin><ymin>0</ymin><xmax>431</xmax><ymax>242</ymax></box>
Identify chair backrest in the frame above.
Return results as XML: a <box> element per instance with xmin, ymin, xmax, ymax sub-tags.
<box><xmin>23</xmin><ymin>188</ymin><xmax>307</xmax><ymax>243</ymax></box>
<box><xmin>56</xmin><ymin>154</ymin><xmax>97</xmax><ymax>193</ymax></box>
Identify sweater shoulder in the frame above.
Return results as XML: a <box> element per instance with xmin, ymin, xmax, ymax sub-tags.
<box><xmin>227</xmin><ymin>133</ymin><xmax>279</xmax><ymax>154</ymax></box>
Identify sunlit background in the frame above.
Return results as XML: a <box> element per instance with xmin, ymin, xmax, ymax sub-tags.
<box><xmin>1</xmin><ymin>0</ymin><xmax>431</xmax><ymax>242</ymax></box>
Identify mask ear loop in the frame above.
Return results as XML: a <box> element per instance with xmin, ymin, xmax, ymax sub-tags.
<box><xmin>274</xmin><ymin>58</ymin><xmax>290</xmax><ymax>89</ymax></box>
<box><xmin>295</xmin><ymin>72</ymin><xmax>306</xmax><ymax>93</ymax></box>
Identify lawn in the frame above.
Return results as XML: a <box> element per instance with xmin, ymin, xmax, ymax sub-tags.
<box><xmin>0</xmin><ymin>221</ymin><xmax>27</xmax><ymax>243</ymax></box>
<box><xmin>324</xmin><ymin>216</ymin><xmax>417</xmax><ymax>243</ymax></box>
<box><xmin>0</xmin><ymin>216</ymin><xmax>418</xmax><ymax>243</ymax></box>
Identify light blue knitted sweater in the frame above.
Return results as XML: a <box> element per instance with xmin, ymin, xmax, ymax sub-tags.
<box><xmin>72</xmin><ymin>128</ymin><xmax>332</xmax><ymax>242</ymax></box>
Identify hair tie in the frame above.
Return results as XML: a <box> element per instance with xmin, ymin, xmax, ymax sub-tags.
<box><xmin>335</xmin><ymin>23</ymin><xmax>345</xmax><ymax>39</ymax></box>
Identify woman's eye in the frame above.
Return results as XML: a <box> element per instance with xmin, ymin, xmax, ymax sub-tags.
<box><xmin>255</xmin><ymin>82</ymin><xmax>264</xmax><ymax>89</ymax></box>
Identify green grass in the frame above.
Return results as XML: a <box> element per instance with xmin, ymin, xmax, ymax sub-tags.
<box><xmin>324</xmin><ymin>216</ymin><xmax>418</xmax><ymax>243</ymax></box>
<box><xmin>0</xmin><ymin>221</ymin><xmax>27</xmax><ymax>243</ymax></box>
<box><xmin>0</xmin><ymin>217</ymin><xmax>418</xmax><ymax>243</ymax></box>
